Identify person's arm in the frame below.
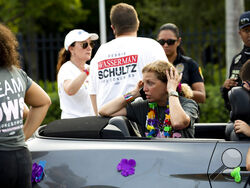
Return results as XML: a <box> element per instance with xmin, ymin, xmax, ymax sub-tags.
<box><xmin>99</xmin><ymin>81</ymin><xmax>143</xmax><ymax>117</ymax></box>
<box><xmin>167</xmin><ymin>68</ymin><xmax>190</xmax><ymax>130</ymax></box>
<box><xmin>221</xmin><ymin>61</ymin><xmax>237</xmax><ymax>110</ymax></box>
<box><xmin>23</xmin><ymin>81</ymin><xmax>51</xmax><ymax>140</ymax></box>
<box><xmin>90</xmin><ymin>94</ymin><xmax>98</xmax><ymax>115</ymax></box>
<box><xmin>247</xmin><ymin>148</ymin><xmax>250</xmax><ymax>171</ymax></box>
<box><xmin>63</xmin><ymin>70</ymin><xmax>88</xmax><ymax>96</ymax></box>
<box><xmin>23</xmin><ymin>103</ymin><xmax>29</xmax><ymax>119</ymax></box>
<box><xmin>223</xmin><ymin>78</ymin><xmax>238</xmax><ymax>89</ymax></box>
<box><xmin>98</xmin><ymin>95</ymin><xmax>127</xmax><ymax>117</ymax></box>
<box><xmin>191</xmin><ymin>82</ymin><xmax>206</xmax><ymax>103</ymax></box>
<box><xmin>234</xmin><ymin>120</ymin><xmax>250</xmax><ymax>137</ymax></box>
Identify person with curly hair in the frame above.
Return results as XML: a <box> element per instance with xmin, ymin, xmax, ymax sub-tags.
<box><xmin>0</xmin><ymin>23</ymin><xmax>51</xmax><ymax>188</ymax></box>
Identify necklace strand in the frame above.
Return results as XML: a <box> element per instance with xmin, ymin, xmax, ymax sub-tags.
<box><xmin>145</xmin><ymin>102</ymin><xmax>181</xmax><ymax>138</ymax></box>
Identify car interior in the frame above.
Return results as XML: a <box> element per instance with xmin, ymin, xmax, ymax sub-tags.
<box><xmin>38</xmin><ymin>86</ymin><xmax>249</xmax><ymax>141</ymax></box>
<box><xmin>38</xmin><ymin>115</ymin><xmax>227</xmax><ymax>140</ymax></box>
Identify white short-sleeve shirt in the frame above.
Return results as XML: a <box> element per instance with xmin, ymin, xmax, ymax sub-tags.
<box><xmin>57</xmin><ymin>61</ymin><xmax>95</xmax><ymax>118</ymax></box>
<box><xmin>89</xmin><ymin>36</ymin><xmax>168</xmax><ymax>110</ymax></box>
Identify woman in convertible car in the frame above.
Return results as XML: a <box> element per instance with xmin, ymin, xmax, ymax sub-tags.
<box><xmin>99</xmin><ymin>60</ymin><xmax>198</xmax><ymax>138</ymax></box>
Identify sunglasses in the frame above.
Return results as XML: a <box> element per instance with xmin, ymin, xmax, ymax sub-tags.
<box><xmin>81</xmin><ymin>41</ymin><xmax>95</xmax><ymax>49</ymax></box>
<box><xmin>157</xmin><ymin>39</ymin><xmax>177</xmax><ymax>46</ymax></box>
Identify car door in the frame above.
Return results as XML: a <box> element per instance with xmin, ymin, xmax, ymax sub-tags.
<box><xmin>30</xmin><ymin>138</ymin><xmax>217</xmax><ymax>188</ymax></box>
<box><xmin>208</xmin><ymin>141</ymin><xmax>250</xmax><ymax>188</ymax></box>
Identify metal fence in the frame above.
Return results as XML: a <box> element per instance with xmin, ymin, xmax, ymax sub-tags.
<box><xmin>17</xmin><ymin>28</ymin><xmax>225</xmax><ymax>92</ymax></box>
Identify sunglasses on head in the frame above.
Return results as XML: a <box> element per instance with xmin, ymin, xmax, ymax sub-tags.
<box><xmin>81</xmin><ymin>41</ymin><xmax>95</xmax><ymax>49</ymax></box>
<box><xmin>157</xmin><ymin>39</ymin><xmax>177</xmax><ymax>46</ymax></box>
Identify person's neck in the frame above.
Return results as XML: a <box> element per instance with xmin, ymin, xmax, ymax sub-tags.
<box><xmin>167</xmin><ymin>52</ymin><xmax>178</xmax><ymax>64</ymax></box>
<box><xmin>70</xmin><ymin>57</ymin><xmax>86</xmax><ymax>71</ymax></box>
<box><xmin>116</xmin><ymin>32</ymin><xmax>137</xmax><ymax>38</ymax></box>
<box><xmin>156</xmin><ymin>95</ymin><xmax>168</xmax><ymax>107</ymax></box>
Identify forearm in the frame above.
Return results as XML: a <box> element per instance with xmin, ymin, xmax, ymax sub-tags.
<box><xmin>99</xmin><ymin>96</ymin><xmax>127</xmax><ymax>117</ymax></box>
<box><xmin>90</xmin><ymin>95</ymin><xmax>98</xmax><ymax>115</ymax></box>
<box><xmin>64</xmin><ymin>72</ymin><xmax>87</xmax><ymax>95</ymax></box>
<box><xmin>247</xmin><ymin>148</ymin><xmax>250</xmax><ymax>171</ymax></box>
<box><xmin>23</xmin><ymin>104</ymin><xmax>50</xmax><ymax>140</ymax></box>
<box><xmin>99</xmin><ymin>81</ymin><xmax>142</xmax><ymax>117</ymax></box>
<box><xmin>242</xmin><ymin>126</ymin><xmax>250</xmax><ymax>137</ymax></box>
<box><xmin>23</xmin><ymin>103</ymin><xmax>29</xmax><ymax>119</ymax></box>
<box><xmin>191</xmin><ymin>82</ymin><xmax>206</xmax><ymax>103</ymax></box>
<box><xmin>192</xmin><ymin>90</ymin><xmax>206</xmax><ymax>103</ymax></box>
<box><xmin>169</xmin><ymin>96</ymin><xmax>190</xmax><ymax>130</ymax></box>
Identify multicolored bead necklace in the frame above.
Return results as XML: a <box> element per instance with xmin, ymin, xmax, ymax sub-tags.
<box><xmin>145</xmin><ymin>102</ymin><xmax>181</xmax><ymax>138</ymax></box>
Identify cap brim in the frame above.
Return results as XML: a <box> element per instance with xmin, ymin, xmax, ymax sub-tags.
<box><xmin>239</xmin><ymin>23</ymin><xmax>250</xmax><ymax>29</ymax></box>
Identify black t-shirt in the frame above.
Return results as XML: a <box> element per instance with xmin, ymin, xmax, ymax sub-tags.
<box><xmin>221</xmin><ymin>45</ymin><xmax>250</xmax><ymax>110</ymax></box>
<box><xmin>126</xmin><ymin>97</ymin><xmax>198</xmax><ymax>138</ymax></box>
<box><xmin>173</xmin><ymin>52</ymin><xmax>204</xmax><ymax>87</ymax></box>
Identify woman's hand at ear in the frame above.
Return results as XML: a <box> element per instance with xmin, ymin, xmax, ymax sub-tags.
<box><xmin>166</xmin><ymin>67</ymin><xmax>182</xmax><ymax>93</ymax></box>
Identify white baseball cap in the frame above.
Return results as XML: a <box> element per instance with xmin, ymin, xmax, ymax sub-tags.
<box><xmin>64</xmin><ymin>29</ymin><xmax>99</xmax><ymax>51</ymax></box>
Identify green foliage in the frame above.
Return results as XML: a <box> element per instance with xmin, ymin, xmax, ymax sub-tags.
<box><xmin>202</xmin><ymin>64</ymin><xmax>227</xmax><ymax>85</ymax></box>
<box><xmin>42</xmin><ymin>91</ymin><xmax>61</xmax><ymax>125</ymax></box>
<box><xmin>136</xmin><ymin>0</ymin><xmax>225</xmax><ymax>35</ymax></box>
<box><xmin>0</xmin><ymin>0</ymin><xmax>89</xmax><ymax>34</ymax></box>
<box><xmin>38</xmin><ymin>80</ymin><xmax>57</xmax><ymax>93</ymax></box>
<box><xmin>38</xmin><ymin>80</ymin><xmax>60</xmax><ymax>125</ymax></box>
<box><xmin>199</xmin><ymin>85</ymin><xmax>229</xmax><ymax>123</ymax></box>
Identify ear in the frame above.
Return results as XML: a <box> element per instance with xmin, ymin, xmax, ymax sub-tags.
<box><xmin>238</xmin><ymin>30</ymin><xmax>241</xmax><ymax>35</ymax></box>
<box><xmin>177</xmin><ymin>37</ymin><xmax>182</xmax><ymax>46</ymax></box>
<box><xmin>111</xmin><ymin>25</ymin><xmax>116</xmax><ymax>36</ymax></box>
<box><xmin>68</xmin><ymin>45</ymin><xmax>74</xmax><ymax>54</ymax></box>
<box><xmin>68</xmin><ymin>46</ymin><xmax>74</xmax><ymax>53</ymax></box>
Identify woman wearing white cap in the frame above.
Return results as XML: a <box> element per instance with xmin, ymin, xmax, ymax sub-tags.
<box><xmin>57</xmin><ymin>29</ymin><xmax>99</xmax><ymax>119</ymax></box>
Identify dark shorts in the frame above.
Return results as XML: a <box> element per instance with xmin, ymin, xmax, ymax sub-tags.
<box><xmin>0</xmin><ymin>147</ymin><xmax>32</xmax><ymax>188</ymax></box>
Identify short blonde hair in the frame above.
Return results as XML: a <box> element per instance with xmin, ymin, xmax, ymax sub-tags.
<box><xmin>142</xmin><ymin>60</ymin><xmax>193</xmax><ymax>98</ymax></box>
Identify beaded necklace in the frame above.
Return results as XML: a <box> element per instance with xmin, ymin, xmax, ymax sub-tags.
<box><xmin>145</xmin><ymin>102</ymin><xmax>182</xmax><ymax>138</ymax></box>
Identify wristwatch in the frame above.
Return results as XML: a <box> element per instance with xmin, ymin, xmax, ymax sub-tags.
<box><xmin>169</xmin><ymin>90</ymin><xmax>179</xmax><ymax>97</ymax></box>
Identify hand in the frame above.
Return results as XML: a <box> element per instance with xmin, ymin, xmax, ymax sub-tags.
<box><xmin>166</xmin><ymin>67</ymin><xmax>182</xmax><ymax>93</ymax></box>
<box><xmin>86</xmin><ymin>66</ymin><xmax>90</xmax><ymax>72</ymax></box>
<box><xmin>242</xmin><ymin>81</ymin><xmax>250</xmax><ymax>91</ymax></box>
<box><xmin>223</xmin><ymin>78</ymin><xmax>238</xmax><ymax>89</ymax></box>
<box><xmin>234</xmin><ymin>120</ymin><xmax>250</xmax><ymax>137</ymax></box>
<box><xmin>130</xmin><ymin>80</ymin><xmax>143</xmax><ymax>98</ymax></box>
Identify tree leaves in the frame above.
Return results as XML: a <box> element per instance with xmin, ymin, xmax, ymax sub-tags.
<box><xmin>0</xmin><ymin>0</ymin><xmax>89</xmax><ymax>34</ymax></box>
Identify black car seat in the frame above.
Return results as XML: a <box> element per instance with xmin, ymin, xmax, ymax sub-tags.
<box><xmin>108</xmin><ymin>116</ymin><xmax>142</xmax><ymax>137</ymax></box>
<box><xmin>226</xmin><ymin>86</ymin><xmax>250</xmax><ymax>140</ymax></box>
<box><xmin>229</xmin><ymin>86</ymin><xmax>250</xmax><ymax>123</ymax></box>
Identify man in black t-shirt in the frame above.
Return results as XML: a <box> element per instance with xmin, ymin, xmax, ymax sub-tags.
<box><xmin>221</xmin><ymin>11</ymin><xmax>250</xmax><ymax>111</ymax></box>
